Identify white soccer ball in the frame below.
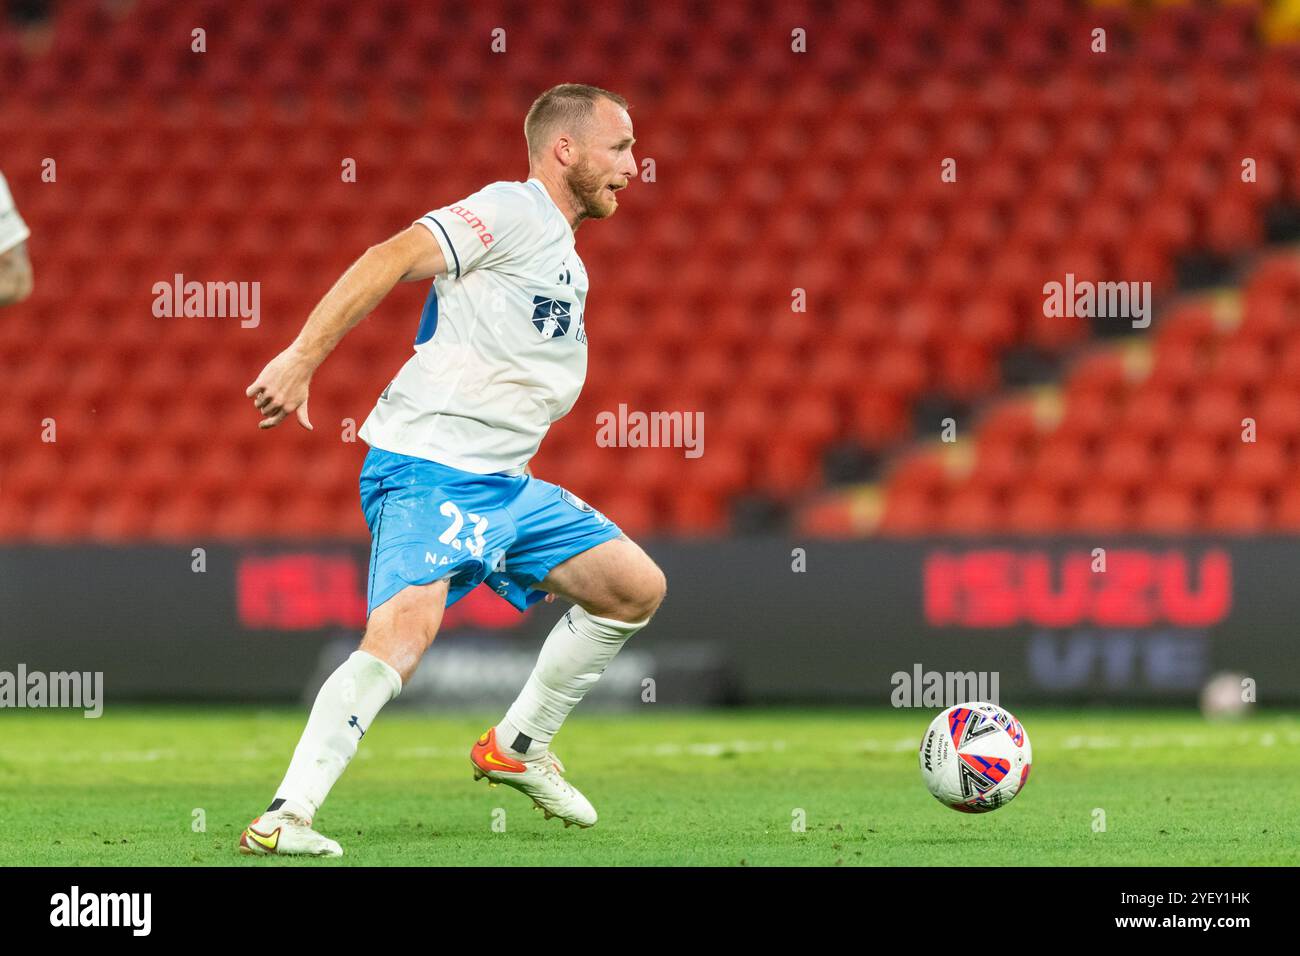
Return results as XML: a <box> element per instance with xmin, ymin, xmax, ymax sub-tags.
<box><xmin>1199</xmin><ymin>671</ymin><xmax>1250</xmax><ymax>721</ymax></box>
<box><xmin>918</xmin><ymin>702</ymin><xmax>1032</xmax><ymax>813</ymax></box>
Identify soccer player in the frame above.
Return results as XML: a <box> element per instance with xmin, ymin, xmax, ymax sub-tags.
<box><xmin>240</xmin><ymin>84</ymin><xmax>665</xmax><ymax>856</ymax></box>
<box><xmin>0</xmin><ymin>170</ymin><xmax>33</xmax><ymax>306</ymax></box>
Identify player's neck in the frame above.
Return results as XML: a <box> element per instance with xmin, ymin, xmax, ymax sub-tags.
<box><xmin>530</xmin><ymin>170</ymin><xmax>584</xmax><ymax>233</ymax></box>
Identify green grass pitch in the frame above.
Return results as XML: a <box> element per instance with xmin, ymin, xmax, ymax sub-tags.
<box><xmin>0</xmin><ymin>707</ymin><xmax>1296</xmax><ymax>866</ymax></box>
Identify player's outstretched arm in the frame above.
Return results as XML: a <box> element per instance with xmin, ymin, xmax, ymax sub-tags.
<box><xmin>245</xmin><ymin>224</ymin><xmax>447</xmax><ymax>430</ymax></box>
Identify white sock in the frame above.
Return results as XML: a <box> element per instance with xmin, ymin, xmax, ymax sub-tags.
<box><xmin>271</xmin><ymin>650</ymin><xmax>402</xmax><ymax>819</ymax></box>
<box><xmin>497</xmin><ymin>606</ymin><xmax>647</xmax><ymax>756</ymax></box>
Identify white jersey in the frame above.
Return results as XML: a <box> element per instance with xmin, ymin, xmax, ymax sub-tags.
<box><xmin>0</xmin><ymin>171</ymin><xmax>30</xmax><ymax>255</ymax></box>
<box><xmin>359</xmin><ymin>178</ymin><xmax>589</xmax><ymax>474</ymax></box>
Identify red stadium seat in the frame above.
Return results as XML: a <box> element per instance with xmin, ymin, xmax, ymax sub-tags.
<box><xmin>941</xmin><ymin>484</ymin><xmax>1001</xmax><ymax>535</ymax></box>
<box><xmin>1004</xmin><ymin>488</ymin><xmax>1064</xmax><ymax>535</ymax></box>
<box><xmin>1205</xmin><ymin>486</ymin><xmax>1270</xmax><ymax>534</ymax></box>
<box><xmin>1135</xmin><ymin>486</ymin><xmax>1200</xmax><ymax>534</ymax></box>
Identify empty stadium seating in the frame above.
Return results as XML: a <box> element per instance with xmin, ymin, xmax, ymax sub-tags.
<box><xmin>862</xmin><ymin>252</ymin><xmax>1300</xmax><ymax>536</ymax></box>
<box><xmin>2</xmin><ymin>1</ymin><xmax>1299</xmax><ymax>540</ymax></box>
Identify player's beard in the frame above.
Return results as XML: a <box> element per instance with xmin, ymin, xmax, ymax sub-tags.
<box><xmin>564</xmin><ymin>155</ymin><xmax>615</xmax><ymax>223</ymax></box>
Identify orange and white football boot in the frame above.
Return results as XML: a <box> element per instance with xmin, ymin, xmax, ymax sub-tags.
<box><xmin>470</xmin><ymin>727</ymin><xmax>597</xmax><ymax>828</ymax></box>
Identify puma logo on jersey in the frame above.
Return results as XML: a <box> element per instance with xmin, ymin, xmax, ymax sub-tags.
<box><xmin>447</xmin><ymin>204</ymin><xmax>494</xmax><ymax>247</ymax></box>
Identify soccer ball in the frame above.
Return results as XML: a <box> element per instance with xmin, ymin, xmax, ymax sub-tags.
<box><xmin>1199</xmin><ymin>671</ymin><xmax>1250</xmax><ymax>721</ymax></box>
<box><xmin>918</xmin><ymin>702</ymin><xmax>1032</xmax><ymax>813</ymax></box>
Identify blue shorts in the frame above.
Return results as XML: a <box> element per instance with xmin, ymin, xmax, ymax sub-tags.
<box><xmin>360</xmin><ymin>447</ymin><xmax>623</xmax><ymax>616</ymax></box>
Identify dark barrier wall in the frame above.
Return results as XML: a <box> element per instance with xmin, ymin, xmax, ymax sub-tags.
<box><xmin>0</xmin><ymin>539</ymin><xmax>1295</xmax><ymax>704</ymax></box>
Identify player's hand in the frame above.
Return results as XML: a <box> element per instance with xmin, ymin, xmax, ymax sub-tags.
<box><xmin>246</xmin><ymin>346</ymin><xmax>315</xmax><ymax>430</ymax></box>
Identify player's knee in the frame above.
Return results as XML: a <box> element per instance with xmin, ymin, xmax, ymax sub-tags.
<box><xmin>648</xmin><ymin>565</ymin><xmax>667</xmax><ymax>615</ymax></box>
<box><xmin>622</xmin><ymin>562</ymin><xmax>667</xmax><ymax>623</ymax></box>
<box><xmin>583</xmin><ymin>561</ymin><xmax>664</xmax><ymax>623</ymax></box>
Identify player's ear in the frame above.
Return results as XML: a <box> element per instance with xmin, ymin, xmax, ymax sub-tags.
<box><xmin>553</xmin><ymin>134</ymin><xmax>575</xmax><ymax>167</ymax></box>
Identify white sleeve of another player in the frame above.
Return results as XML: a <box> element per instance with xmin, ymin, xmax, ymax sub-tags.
<box><xmin>414</xmin><ymin>183</ymin><xmax>530</xmax><ymax>280</ymax></box>
<box><xmin>0</xmin><ymin>173</ymin><xmax>31</xmax><ymax>256</ymax></box>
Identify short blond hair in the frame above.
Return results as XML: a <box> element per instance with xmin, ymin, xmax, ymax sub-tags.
<box><xmin>525</xmin><ymin>83</ymin><xmax>629</xmax><ymax>159</ymax></box>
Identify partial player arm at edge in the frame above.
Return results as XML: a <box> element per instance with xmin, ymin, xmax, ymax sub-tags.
<box><xmin>0</xmin><ymin>242</ymin><xmax>33</xmax><ymax>306</ymax></box>
<box><xmin>246</xmin><ymin>225</ymin><xmax>448</xmax><ymax>430</ymax></box>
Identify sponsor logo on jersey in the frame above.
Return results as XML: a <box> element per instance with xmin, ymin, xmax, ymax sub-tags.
<box><xmin>531</xmin><ymin>296</ymin><xmax>573</xmax><ymax>339</ymax></box>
